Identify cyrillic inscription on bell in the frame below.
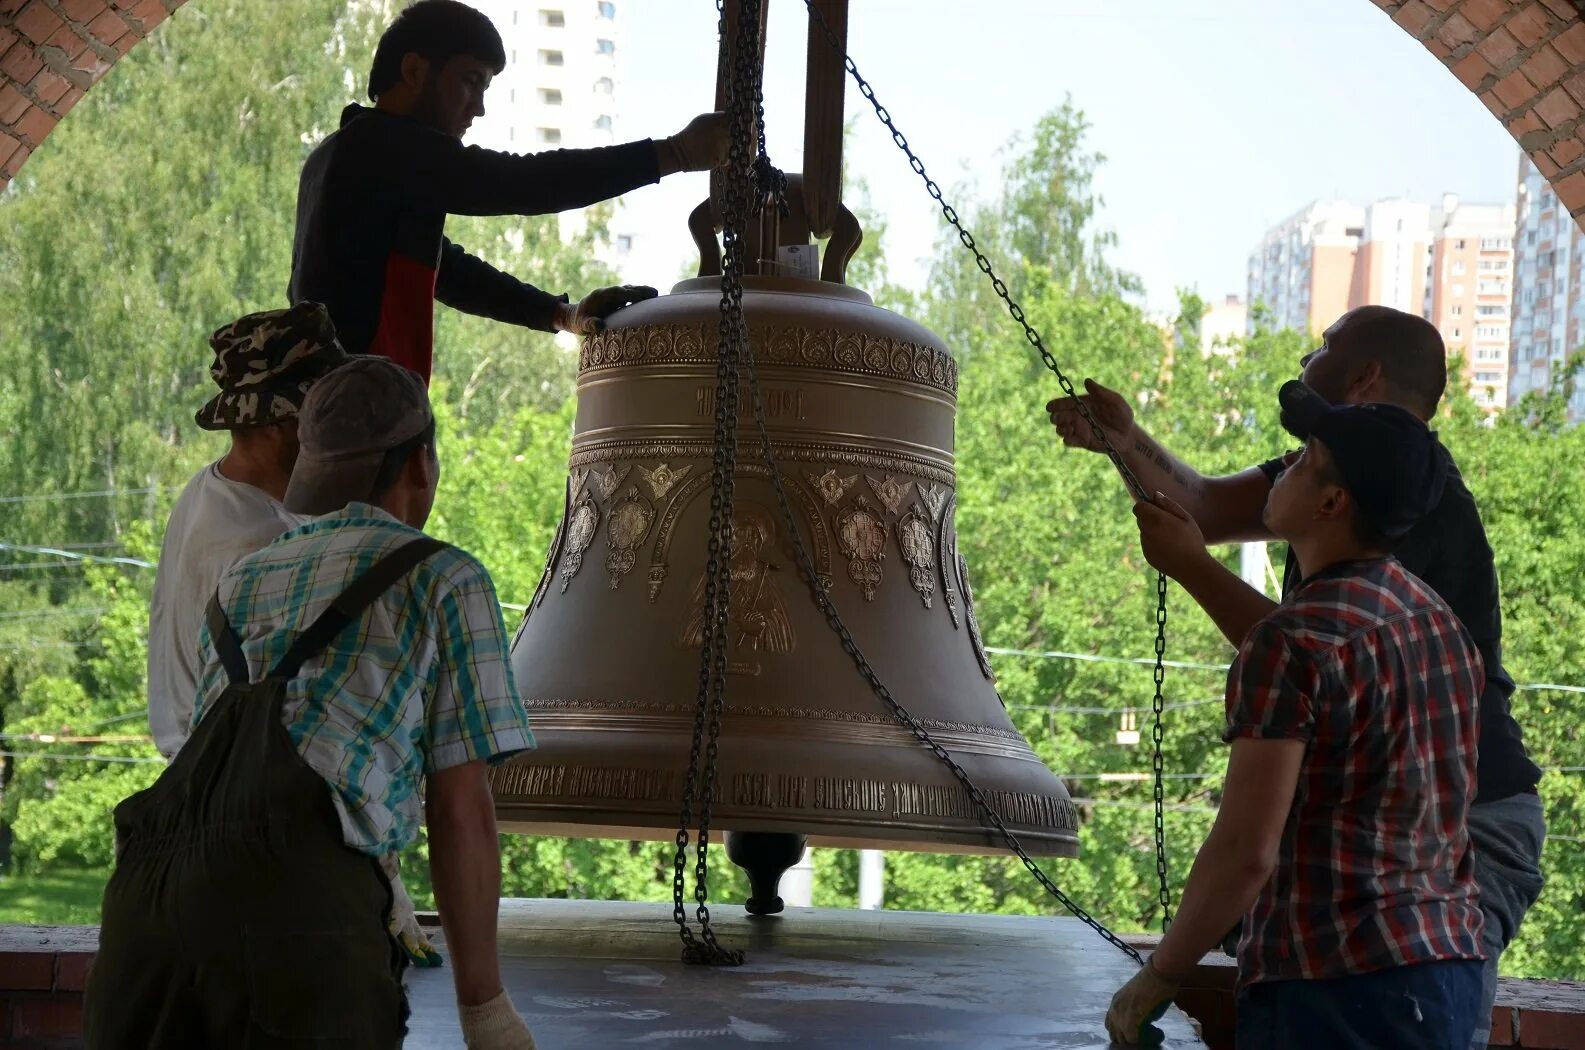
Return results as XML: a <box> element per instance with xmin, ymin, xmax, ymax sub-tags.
<box><xmin>496</xmin><ymin>272</ymin><xmax>1080</xmax><ymax>862</ymax></box>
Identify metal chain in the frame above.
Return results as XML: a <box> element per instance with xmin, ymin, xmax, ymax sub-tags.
<box><xmin>668</xmin><ymin>0</ymin><xmax>763</xmax><ymax>968</ymax></box>
<box><xmin>799</xmin><ymin>0</ymin><xmax>1174</xmax><ymax>938</ymax></box>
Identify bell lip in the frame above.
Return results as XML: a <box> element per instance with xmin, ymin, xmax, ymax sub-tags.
<box><xmin>670</xmin><ymin>274</ymin><xmax>875</xmax><ymax>305</ymax></box>
<box><xmin>493</xmin><ymin>812</ymin><xmax>1081</xmax><ymax>859</ymax></box>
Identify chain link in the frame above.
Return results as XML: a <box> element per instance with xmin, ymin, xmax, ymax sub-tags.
<box><xmin>798</xmin><ymin>0</ymin><xmax>1174</xmax><ymax>942</ymax></box>
<box><xmin>668</xmin><ymin>0</ymin><xmax>767</xmax><ymax>968</ymax></box>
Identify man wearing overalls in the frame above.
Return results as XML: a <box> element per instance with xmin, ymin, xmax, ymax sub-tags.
<box><xmin>86</xmin><ymin>358</ymin><xmax>538</xmax><ymax>1048</ymax></box>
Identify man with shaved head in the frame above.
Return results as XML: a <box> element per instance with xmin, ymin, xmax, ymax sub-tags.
<box><xmin>1049</xmin><ymin>306</ymin><xmax>1545</xmax><ymax>1049</ymax></box>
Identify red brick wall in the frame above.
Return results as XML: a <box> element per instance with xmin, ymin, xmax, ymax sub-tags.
<box><xmin>0</xmin><ymin>927</ymin><xmax>93</xmax><ymax>1050</ymax></box>
<box><xmin>1374</xmin><ymin>0</ymin><xmax>1585</xmax><ymax>218</ymax></box>
<box><xmin>0</xmin><ymin>0</ymin><xmax>179</xmax><ymax>188</ymax></box>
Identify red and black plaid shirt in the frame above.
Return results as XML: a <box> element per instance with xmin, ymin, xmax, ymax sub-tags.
<box><xmin>1224</xmin><ymin>557</ymin><xmax>1485</xmax><ymax>988</ymax></box>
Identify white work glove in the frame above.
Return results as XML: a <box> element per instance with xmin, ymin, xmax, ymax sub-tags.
<box><xmin>459</xmin><ymin>990</ymin><xmax>537</xmax><ymax>1049</ymax></box>
<box><xmin>553</xmin><ymin>284</ymin><xmax>658</xmax><ymax>335</ymax></box>
<box><xmin>655</xmin><ymin>111</ymin><xmax>730</xmax><ymax>174</ymax></box>
<box><xmin>380</xmin><ymin>852</ymin><xmax>443</xmax><ymax>968</ymax></box>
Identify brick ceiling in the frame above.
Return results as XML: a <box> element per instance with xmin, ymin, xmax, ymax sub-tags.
<box><xmin>4</xmin><ymin>1</ymin><xmax>1585</xmax><ymax>218</ymax></box>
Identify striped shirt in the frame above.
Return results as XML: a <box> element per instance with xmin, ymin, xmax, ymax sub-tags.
<box><xmin>194</xmin><ymin>503</ymin><xmax>533</xmax><ymax>856</ymax></box>
<box><xmin>1224</xmin><ymin>557</ymin><xmax>1484</xmax><ymax>988</ymax></box>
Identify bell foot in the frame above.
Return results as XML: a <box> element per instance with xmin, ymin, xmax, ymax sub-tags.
<box><xmin>724</xmin><ymin>831</ymin><xmax>807</xmax><ymax>916</ymax></box>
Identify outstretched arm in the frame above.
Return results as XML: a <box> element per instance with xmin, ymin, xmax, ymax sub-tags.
<box><xmin>1048</xmin><ymin>378</ymin><xmax>1275</xmax><ymax>543</ymax></box>
<box><xmin>435</xmin><ymin>239</ymin><xmax>657</xmax><ymax>334</ymax></box>
<box><xmin>1134</xmin><ymin>496</ymin><xmax>1279</xmax><ymax>649</ymax></box>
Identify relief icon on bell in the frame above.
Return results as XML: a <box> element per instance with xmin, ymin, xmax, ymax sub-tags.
<box><xmin>679</xmin><ymin>501</ymin><xmax>795</xmax><ymax>675</ymax></box>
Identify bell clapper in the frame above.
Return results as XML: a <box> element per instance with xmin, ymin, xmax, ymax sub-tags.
<box><xmin>725</xmin><ymin>831</ymin><xmax>809</xmax><ymax>916</ymax></box>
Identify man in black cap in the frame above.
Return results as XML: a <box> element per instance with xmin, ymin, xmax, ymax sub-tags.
<box><xmin>1050</xmin><ymin>306</ymin><xmax>1545</xmax><ymax>1048</ymax></box>
<box><xmin>1105</xmin><ymin>388</ymin><xmax>1485</xmax><ymax>1048</ymax></box>
<box><xmin>290</xmin><ymin>0</ymin><xmax>730</xmax><ymax>382</ymax></box>
<box><xmin>91</xmin><ymin>358</ymin><xmax>537</xmax><ymax>1048</ymax></box>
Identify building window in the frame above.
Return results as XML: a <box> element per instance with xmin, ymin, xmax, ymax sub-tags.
<box><xmin>595</xmin><ymin>76</ymin><xmax>614</xmax><ymax>94</ymax></box>
<box><xmin>1451</xmin><ymin>305</ymin><xmax>1463</xmax><ymax>317</ymax></box>
<box><xmin>1455</xmin><ymin>239</ymin><xmax>1466</xmax><ymax>250</ymax></box>
<box><xmin>541</xmin><ymin>9</ymin><xmax>565</xmax><ymax>26</ymax></box>
<box><xmin>1480</xmin><ymin>237</ymin><xmax>1511</xmax><ymax>250</ymax></box>
<box><xmin>1477</xmin><ymin>348</ymin><xmax>1503</xmax><ymax>362</ymax></box>
<box><xmin>1477</xmin><ymin>304</ymin><xmax>1506</xmax><ymax>317</ymax></box>
<box><xmin>538</xmin><ymin>127</ymin><xmax>562</xmax><ymax>144</ymax></box>
<box><xmin>1475</xmin><ymin>371</ymin><xmax>1503</xmax><ymax>384</ymax></box>
<box><xmin>1452</xmin><ymin>260</ymin><xmax>1466</xmax><ymax>276</ymax></box>
<box><xmin>1447</xmin><ymin>327</ymin><xmax>1462</xmax><ymax>341</ymax></box>
<box><xmin>598</xmin><ymin>1</ymin><xmax>616</xmax><ymax>16</ymax></box>
<box><xmin>593</xmin><ymin>114</ymin><xmax>613</xmax><ymax>131</ymax></box>
<box><xmin>540</xmin><ymin>88</ymin><xmax>562</xmax><ymax>105</ymax></box>
<box><xmin>1478</xmin><ymin>259</ymin><xmax>1509</xmax><ymax>272</ymax></box>
<box><xmin>1476</xmin><ymin>325</ymin><xmax>1505</xmax><ymax>340</ymax></box>
<box><xmin>616</xmin><ymin>234</ymin><xmax>634</xmax><ymax>253</ymax></box>
<box><xmin>1477</xmin><ymin>281</ymin><xmax>1507</xmax><ymax>295</ymax></box>
<box><xmin>540</xmin><ymin>49</ymin><xmax>564</xmax><ymax>66</ymax></box>
<box><xmin>596</xmin><ymin>38</ymin><xmax>616</xmax><ymax>55</ymax></box>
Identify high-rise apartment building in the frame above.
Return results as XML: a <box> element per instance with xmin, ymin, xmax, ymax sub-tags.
<box><xmin>1246</xmin><ymin>201</ymin><xmax>1365</xmax><ymax>335</ymax></box>
<box><xmin>1509</xmin><ymin>155</ymin><xmax>1585</xmax><ymax>422</ymax></box>
<box><xmin>465</xmin><ymin>1</ymin><xmax>621</xmax><ymax>154</ymax></box>
<box><xmin>461</xmin><ymin>1</ymin><xmax>634</xmax><ymax>266</ymax></box>
<box><xmin>1425</xmin><ymin>199</ymin><xmax>1515</xmax><ymax>411</ymax></box>
<box><xmin>1247</xmin><ymin>195</ymin><xmax>1515</xmax><ymax>411</ymax></box>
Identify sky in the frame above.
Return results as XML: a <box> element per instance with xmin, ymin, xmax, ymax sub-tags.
<box><xmin>605</xmin><ymin>0</ymin><xmax>1522</xmax><ymax>315</ymax></box>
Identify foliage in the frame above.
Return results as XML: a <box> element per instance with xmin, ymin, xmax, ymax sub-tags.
<box><xmin>0</xmin><ymin>7</ymin><xmax>1579</xmax><ymax>990</ymax></box>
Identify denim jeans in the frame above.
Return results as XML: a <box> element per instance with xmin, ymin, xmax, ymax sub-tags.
<box><xmin>1468</xmin><ymin>791</ymin><xmax>1548</xmax><ymax>1049</ymax></box>
<box><xmin>1236</xmin><ymin>960</ymin><xmax>1483</xmax><ymax>1050</ymax></box>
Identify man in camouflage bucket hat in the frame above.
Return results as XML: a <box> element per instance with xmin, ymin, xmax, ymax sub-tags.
<box><xmin>192</xmin><ymin>299</ymin><xmax>349</xmax><ymax>431</ymax></box>
<box><xmin>150</xmin><ymin>303</ymin><xmax>444</xmax><ymax>970</ymax></box>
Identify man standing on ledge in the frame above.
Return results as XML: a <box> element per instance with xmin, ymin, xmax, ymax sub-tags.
<box><xmin>291</xmin><ymin>0</ymin><xmax>730</xmax><ymax>380</ymax></box>
<box><xmin>1105</xmin><ymin>387</ymin><xmax>1485</xmax><ymax>1048</ymax></box>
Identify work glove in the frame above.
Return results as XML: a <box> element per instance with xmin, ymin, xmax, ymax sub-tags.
<box><xmin>380</xmin><ymin>853</ymin><xmax>443</xmax><ymax>968</ymax></box>
<box><xmin>459</xmin><ymin>990</ymin><xmax>537</xmax><ymax>1049</ymax></box>
<box><xmin>1104</xmin><ymin>957</ymin><xmax>1179</xmax><ymax>1047</ymax></box>
<box><xmin>655</xmin><ymin>111</ymin><xmax>730</xmax><ymax>174</ymax></box>
<box><xmin>554</xmin><ymin>284</ymin><xmax>658</xmax><ymax>335</ymax></box>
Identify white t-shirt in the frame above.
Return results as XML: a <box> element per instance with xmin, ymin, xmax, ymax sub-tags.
<box><xmin>147</xmin><ymin>461</ymin><xmax>303</xmax><ymax>758</ymax></box>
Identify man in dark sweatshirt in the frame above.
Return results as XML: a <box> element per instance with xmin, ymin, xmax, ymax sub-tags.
<box><xmin>290</xmin><ymin>0</ymin><xmax>729</xmax><ymax>382</ymax></box>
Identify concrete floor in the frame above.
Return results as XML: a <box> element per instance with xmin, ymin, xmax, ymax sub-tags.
<box><xmin>404</xmin><ymin>899</ymin><xmax>1203</xmax><ymax>1048</ymax></box>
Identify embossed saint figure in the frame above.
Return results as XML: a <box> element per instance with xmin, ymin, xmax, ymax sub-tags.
<box><xmin>681</xmin><ymin>503</ymin><xmax>795</xmax><ymax>672</ymax></box>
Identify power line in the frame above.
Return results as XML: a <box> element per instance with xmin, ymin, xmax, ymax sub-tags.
<box><xmin>0</xmin><ymin>750</ymin><xmax>161</xmax><ymax>765</ymax></box>
<box><xmin>985</xmin><ymin>645</ymin><xmax>1230</xmax><ymax>672</ymax></box>
<box><xmin>0</xmin><ymin>543</ymin><xmax>154</xmax><ymax>569</ymax></box>
<box><xmin>0</xmin><ymin>487</ymin><xmax>158</xmax><ymax>505</ymax></box>
<box><xmin>0</xmin><ymin>606</ymin><xmax>106</xmax><ymax>621</ymax></box>
<box><xmin>1010</xmin><ymin>697</ymin><xmax>1224</xmax><ymax>716</ymax></box>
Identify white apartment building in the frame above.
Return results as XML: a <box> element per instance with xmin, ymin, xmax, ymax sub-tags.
<box><xmin>1510</xmin><ymin>155</ymin><xmax>1585</xmax><ymax>422</ymax></box>
<box><xmin>1246</xmin><ymin>200</ymin><xmax>1365</xmax><ymax>335</ymax></box>
<box><xmin>463</xmin><ymin>1</ymin><xmax>635</xmax><ymax>264</ymax></box>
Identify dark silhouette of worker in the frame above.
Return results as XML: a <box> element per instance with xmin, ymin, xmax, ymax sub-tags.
<box><xmin>290</xmin><ymin>0</ymin><xmax>728</xmax><ymax>380</ymax></box>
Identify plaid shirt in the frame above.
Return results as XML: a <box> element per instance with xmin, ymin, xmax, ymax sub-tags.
<box><xmin>194</xmin><ymin>503</ymin><xmax>533</xmax><ymax>856</ymax></box>
<box><xmin>1224</xmin><ymin>557</ymin><xmax>1484</xmax><ymax>988</ymax></box>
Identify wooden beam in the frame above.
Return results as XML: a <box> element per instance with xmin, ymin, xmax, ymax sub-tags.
<box><xmin>803</xmin><ymin>0</ymin><xmax>848</xmax><ymax>239</ymax></box>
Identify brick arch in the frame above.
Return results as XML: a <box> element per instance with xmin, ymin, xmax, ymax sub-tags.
<box><xmin>4</xmin><ymin>0</ymin><xmax>1585</xmax><ymax>212</ymax></box>
<box><xmin>1</xmin><ymin>0</ymin><xmax>182</xmax><ymax>191</ymax></box>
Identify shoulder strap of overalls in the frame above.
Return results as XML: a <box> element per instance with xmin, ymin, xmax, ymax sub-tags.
<box><xmin>268</xmin><ymin>536</ymin><xmax>450</xmax><ymax>681</ymax></box>
<box><xmin>204</xmin><ymin>592</ymin><xmax>250</xmax><ymax>686</ymax></box>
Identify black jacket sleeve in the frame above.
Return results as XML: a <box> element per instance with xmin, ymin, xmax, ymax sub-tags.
<box><xmin>395</xmin><ymin>123</ymin><xmax>662</xmax><ymax>217</ymax></box>
<box><xmin>434</xmin><ymin>238</ymin><xmax>568</xmax><ymax>333</ymax></box>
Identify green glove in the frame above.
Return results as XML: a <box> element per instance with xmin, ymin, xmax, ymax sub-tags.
<box><xmin>1104</xmin><ymin>957</ymin><xmax>1179</xmax><ymax>1047</ymax></box>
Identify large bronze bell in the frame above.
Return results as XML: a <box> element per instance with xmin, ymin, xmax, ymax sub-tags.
<box><xmin>493</xmin><ymin>271</ymin><xmax>1080</xmax><ymax>868</ymax></box>
<box><xmin>491</xmin><ymin>0</ymin><xmax>1079</xmax><ymax>904</ymax></box>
